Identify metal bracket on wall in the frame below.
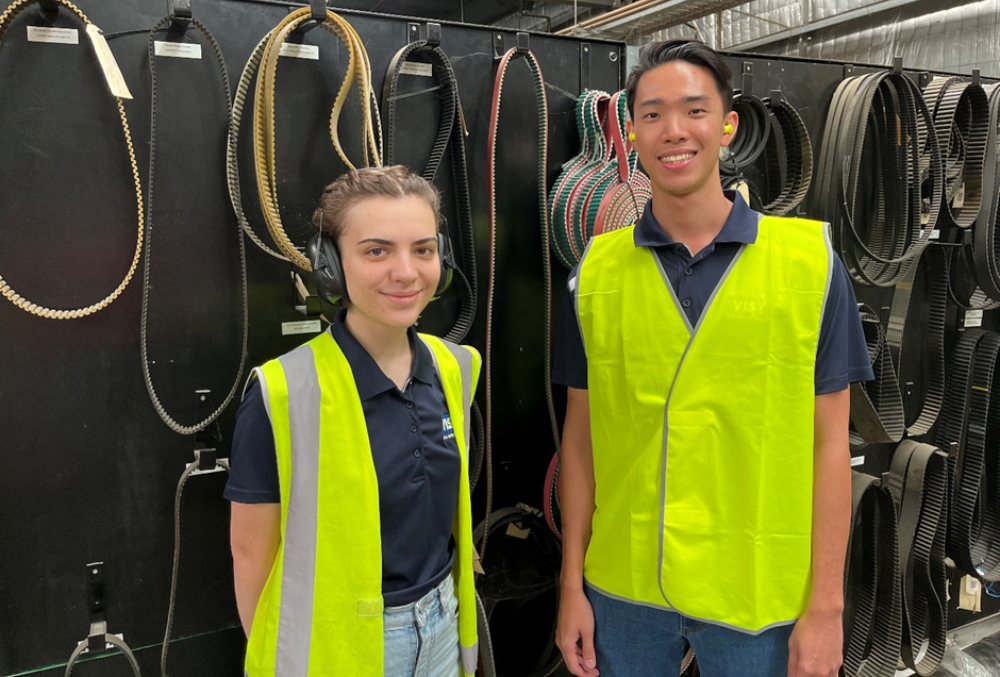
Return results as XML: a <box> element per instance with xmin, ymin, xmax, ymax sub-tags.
<box><xmin>580</xmin><ymin>43</ymin><xmax>591</xmax><ymax>92</ymax></box>
<box><xmin>516</xmin><ymin>31</ymin><xmax>530</xmax><ymax>56</ymax></box>
<box><xmin>770</xmin><ymin>89</ymin><xmax>784</xmax><ymax>105</ymax></box>
<box><xmin>167</xmin><ymin>0</ymin><xmax>192</xmax><ymax>35</ymax></box>
<box><xmin>407</xmin><ymin>21</ymin><xmax>441</xmax><ymax>47</ymax></box>
<box><xmin>919</xmin><ymin>71</ymin><xmax>933</xmax><ymax>89</ymax></box>
<box><xmin>740</xmin><ymin>61</ymin><xmax>753</xmax><ymax>96</ymax></box>
<box><xmin>493</xmin><ymin>32</ymin><xmax>505</xmax><ymax>60</ymax></box>
<box><xmin>292</xmin><ymin>0</ymin><xmax>326</xmax><ymax>35</ymax></box>
<box><xmin>292</xmin><ymin>270</ymin><xmax>323</xmax><ymax>317</ymax></box>
<box><xmin>38</xmin><ymin>0</ymin><xmax>58</xmax><ymax>22</ymax></box>
<box><xmin>194</xmin><ymin>389</ymin><xmax>223</xmax><ymax>448</ymax></box>
<box><xmin>86</xmin><ymin>562</ymin><xmax>110</xmax><ymax>654</ymax></box>
<box><xmin>892</xmin><ymin>56</ymin><xmax>903</xmax><ymax>75</ymax></box>
<box><xmin>972</xmin><ymin>69</ymin><xmax>981</xmax><ymax>87</ymax></box>
<box><xmin>495</xmin><ymin>31</ymin><xmax>530</xmax><ymax>60</ymax></box>
<box><xmin>843</xmin><ymin>64</ymin><xmax>855</xmax><ymax>79</ymax></box>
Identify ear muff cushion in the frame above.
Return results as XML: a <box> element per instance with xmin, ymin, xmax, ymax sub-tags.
<box><xmin>307</xmin><ymin>233</ymin><xmax>348</xmax><ymax>303</ymax></box>
<box><xmin>435</xmin><ymin>232</ymin><xmax>455</xmax><ymax>298</ymax></box>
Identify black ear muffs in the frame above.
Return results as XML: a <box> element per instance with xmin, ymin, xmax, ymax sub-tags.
<box><xmin>307</xmin><ymin>230</ymin><xmax>456</xmax><ymax>305</ymax></box>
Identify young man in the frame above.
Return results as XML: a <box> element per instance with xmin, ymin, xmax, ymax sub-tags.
<box><xmin>553</xmin><ymin>40</ymin><xmax>873</xmax><ymax>677</ymax></box>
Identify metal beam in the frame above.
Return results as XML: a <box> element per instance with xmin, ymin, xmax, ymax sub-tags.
<box><xmin>728</xmin><ymin>0</ymin><xmax>960</xmax><ymax>51</ymax></box>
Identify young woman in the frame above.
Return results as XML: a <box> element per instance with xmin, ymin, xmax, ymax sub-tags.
<box><xmin>226</xmin><ymin>166</ymin><xmax>480</xmax><ymax>677</ymax></box>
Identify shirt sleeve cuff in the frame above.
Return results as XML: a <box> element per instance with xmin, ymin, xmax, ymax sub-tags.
<box><xmin>224</xmin><ymin>486</ymin><xmax>280</xmax><ymax>504</ymax></box>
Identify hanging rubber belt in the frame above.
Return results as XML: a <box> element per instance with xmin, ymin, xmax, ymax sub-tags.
<box><xmin>886</xmin><ymin>245</ymin><xmax>948</xmax><ymax>436</ymax></box>
<box><xmin>943</xmin><ymin>241</ymin><xmax>1000</xmax><ymax>311</ymax></box>
<box><xmin>842</xmin><ymin>471</ymin><xmax>901</xmax><ymax>677</ymax></box>
<box><xmin>141</xmin><ymin>15</ymin><xmax>248</xmax><ymax>435</ymax></box>
<box><xmin>720</xmin><ymin>90</ymin><xmax>769</xmax><ymax>181</ymax></box>
<box><xmin>548</xmin><ymin>89</ymin><xmax>610</xmax><ymax>268</ymax></box>
<box><xmin>229</xmin><ymin>31</ymin><xmax>287</xmax><ymax>261</ymax></box>
<box><xmin>591</xmin><ymin>92</ymin><xmax>652</xmax><ymax>237</ymax></box>
<box><xmin>543</xmin><ymin>450</ymin><xmax>561</xmax><ymax>538</ymax></box>
<box><xmin>965</xmin><ymin>83</ymin><xmax>1000</xmax><ymax>303</ymax></box>
<box><xmin>160</xmin><ymin>452</ymin><xmax>230</xmax><ymax>677</ymax></box>
<box><xmin>483</xmin><ymin>46</ymin><xmax>555</xmax><ymax>564</ymax></box>
<box><xmin>64</xmin><ymin>633</ymin><xmax>141</xmax><ymax>677</ymax></box>
<box><xmin>849</xmin><ymin>305</ymin><xmax>905</xmax><ymax>448</ymax></box>
<box><xmin>758</xmin><ymin>92</ymin><xmax>813</xmax><ymax>216</ymax></box>
<box><xmin>884</xmin><ymin>441</ymin><xmax>949</xmax><ymax>676</ymax></box>
<box><xmin>815</xmin><ymin>70</ymin><xmax>941</xmax><ymax>287</ymax></box>
<box><xmin>250</xmin><ymin>6</ymin><xmax>382</xmax><ymax>271</ymax></box>
<box><xmin>381</xmin><ymin>38</ymin><xmax>477</xmax><ymax>343</ymax></box>
<box><xmin>923</xmin><ymin>76</ymin><xmax>989</xmax><ymax>230</ymax></box>
<box><xmin>934</xmin><ymin>329</ymin><xmax>1000</xmax><ymax>581</ymax></box>
<box><xmin>0</xmin><ymin>0</ymin><xmax>144</xmax><ymax>319</ymax></box>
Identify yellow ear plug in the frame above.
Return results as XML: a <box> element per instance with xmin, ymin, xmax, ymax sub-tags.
<box><xmin>724</xmin><ymin>123</ymin><xmax>734</xmax><ymax>135</ymax></box>
<box><xmin>628</xmin><ymin>131</ymin><xmax>635</xmax><ymax>142</ymax></box>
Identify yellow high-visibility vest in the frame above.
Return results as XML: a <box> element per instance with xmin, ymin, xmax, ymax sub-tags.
<box><xmin>245</xmin><ymin>330</ymin><xmax>480</xmax><ymax>675</ymax></box>
<box><xmin>577</xmin><ymin>215</ymin><xmax>832</xmax><ymax>633</ymax></box>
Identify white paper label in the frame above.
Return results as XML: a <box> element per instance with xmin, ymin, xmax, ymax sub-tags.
<box><xmin>282</xmin><ymin>319</ymin><xmax>323</xmax><ymax>336</ymax></box>
<box><xmin>850</xmin><ymin>456</ymin><xmax>865</xmax><ymax>467</ymax></box>
<box><xmin>930</xmin><ymin>229</ymin><xmax>940</xmax><ymax>240</ymax></box>
<box><xmin>154</xmin><ymin>41</ymin><xmax>202</xmax><ymax>59</ymax></box>
<box><xmin>27</xmin><ymin>26</ymin><xmax>79</xmax><ymax>44</ymax></box>
<box><xmin>85</xmin><ymin>24</ymin><xmax>132</xmax><ymax>99</ymax></box>
<box><xmin>964</xmin><ymin>309</ymin><xmax>984</xmax><ymax>328</ymax></box>
<box><xmin>954</xmin><ymin>182</ymin><xmax>966</xmax><ymax>209</ymax></box>
<box><xmin>279</xmin><ymin>43</ymin><xmax>319</xmax><ymax>60</ymax></box>
<box><xmin>399</xmin><ymin>61</ymin><xmax>433</xmax><ymax>77</ymax></box>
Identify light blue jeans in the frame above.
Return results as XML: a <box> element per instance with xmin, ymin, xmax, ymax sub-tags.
<box><xmin>586</xmin><ymin>583</ymin><xmax>795</xmax><ymax>677</ymax></box>
<box><xmin>384</xmin><ymin>576</ymin><xmax>461</xmax><ymax>677</ymax></box>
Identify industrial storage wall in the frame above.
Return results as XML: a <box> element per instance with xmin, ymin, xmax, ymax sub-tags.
<box><xmin>0</xmin><ymin>2</ymin><xmax>622</xmax><ymax>674</ymax></box>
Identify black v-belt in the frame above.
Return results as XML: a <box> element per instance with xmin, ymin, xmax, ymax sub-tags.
<box><xmin>140</xmin><ymin>14</ymin><xmax>248</xmax><ymax>436</ymax></box>
<box><xmin>0</xmin><ymin>0</ymin><xmax>144</xmax><ymax>319</ymax></box>
<box><xmin>381</xmin><ymin>34</ymin><xmax>477</xmax><ymax>344</ymax></box>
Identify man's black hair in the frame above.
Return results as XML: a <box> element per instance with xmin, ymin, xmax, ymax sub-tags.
<box><xmin>625</xmin><ymin>39</ymin><xmax>733</xmax><ymax>118</ymax></box>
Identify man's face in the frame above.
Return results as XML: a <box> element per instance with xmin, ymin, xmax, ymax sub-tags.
<box><xmin>628</xmin><ymin>61</ymin><xmax>737</xmax><ymax>199</ymax></box>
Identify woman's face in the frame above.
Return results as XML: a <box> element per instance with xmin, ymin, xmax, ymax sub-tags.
<box><xmin>338</xmin><ymin>195</ymin><xmax>441</xmax><ymax>331</ymax></box>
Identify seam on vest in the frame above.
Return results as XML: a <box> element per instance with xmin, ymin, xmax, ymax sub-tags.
<box><xmin>586</xmin><ymin>580</ymin><xmax>798</xmax><ymax>636</ymax></box>
<box><xmin>655</xmin><ymin>241</ymin><xmax>747</xmax><ymax>628</ymax></box>
<box><xmin>651</xmin><ymin>249</ymin><xmax>694</xmax><ymax>335</ymax></box>
<box><xmin>819</xmin><ymin>222</ymin><xmax>835</xmax><ymax>355</ymax></box>
<box><xmin>573</xmin><ymin>238</ymin><xmax>595</xmax><ymax>359</ymax></box>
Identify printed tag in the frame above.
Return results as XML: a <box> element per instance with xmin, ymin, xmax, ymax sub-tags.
<box><xmin>954</xmin><ymin>182</ymin><xmax>966</xmax><ymax>209</ymax></box>
<box><xmin>929</xmin><ymin>229</ymin><xmax>940</xmax><ymax>240</ymax></box>
<box><xmin>85</xmin><ymin>24</ymin><xmax>132</xmax><ymax>99</ymax></box>
<box><xmin>154</xmin><ymin>41</ymin><xmax>202</xmax><ymax>59</ymax></box>
<box><xmin>281</xmin><ymin>319</ymin><xmax>323</xmax><ymax>336</ymax></box>
<box><xmin>279</xmin><ymin>43</ymin><xmax>319</xmax><ymax>60</ymax></box>
<box><xmin>959</xmin><ymin>575</ymin><xmax>982</xmax><ymax>611</ymax></box>
<box><xmin>850</xmin><ymin>456</ymin><xmax>865</xmax><ymax>467</ymax></box>
<box><xmin>27</xmin><ymin>26</ymin><xmax>78</xmax><ymax>44</ymax></box>
<box><xmin>399</xmin><ymin>61</ymin><xmax>433</xmax><ymax>77</ymax></box>
<box><xmin>506</xmin><ymin>523</ymin><xmax>530</xmax><ymax>539</ymax></box>
<box><xmin>964</xmin><ymin>309</ymin><xmax>984</xmax><ymax>329</ymax></box>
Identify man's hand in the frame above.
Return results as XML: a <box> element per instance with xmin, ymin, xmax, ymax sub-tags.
<box><xmin>556</xmin><ymin>586</ymin><xmax>600</xmax><ymax>676</ymax></box>
<box><xmin>787</xmin><ymin>607</ymin><xmax>843</xmax><ymax>677</ymax></box>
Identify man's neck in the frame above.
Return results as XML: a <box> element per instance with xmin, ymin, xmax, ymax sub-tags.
<box><xmin>649</xmin><ymin>183</ymin><xmax>734</xmax><ymax>256</ymax></box>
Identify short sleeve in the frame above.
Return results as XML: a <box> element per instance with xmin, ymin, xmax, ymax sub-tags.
<box><xmin>223</xmin><ymin>378</ymin><xmax>281</xmax><ymax>504</ymax></box>
<box><xmin>552</xmin><ymin>268</ymin><xmax>589</xmax><ymax>389</ymax></box>
<box><xmin>814</xmin><ymin>256</ymin><xmax>875</xmax><ymax>395</ymax></box>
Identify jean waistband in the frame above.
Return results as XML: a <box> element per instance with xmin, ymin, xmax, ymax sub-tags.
<box><xmin>383</xmin><ymin>575</ymin><xmax>455</xmax><ymax>628</ymax></box>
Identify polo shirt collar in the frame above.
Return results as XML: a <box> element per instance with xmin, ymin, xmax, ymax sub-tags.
<box><xmin>633</xmin><ymin>190</ymin><xmax>759</xmax><ymax>249</ymax></box>
<box><xmin>330</xmin><ymin>310</ymin><xmax>436</xmax><ymax>401</ymax></box>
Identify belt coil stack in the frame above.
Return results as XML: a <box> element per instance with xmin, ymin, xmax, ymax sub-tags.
<box><xmin>757</xmin><ymin>92</ymin><xmax>813</xmax><ymax>216</ymax></box>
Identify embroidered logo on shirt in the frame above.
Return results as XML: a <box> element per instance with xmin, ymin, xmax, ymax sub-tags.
<box><xmin>442</xmin><ymin>414</ymin><xmax>455</xmax><ymax>441</ymax></box>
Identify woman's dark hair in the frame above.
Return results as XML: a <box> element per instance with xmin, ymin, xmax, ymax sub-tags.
<box><xmin>625</xmin><ymin>39</ymin><xmax>733</xmax><ymax>117</ymax></box>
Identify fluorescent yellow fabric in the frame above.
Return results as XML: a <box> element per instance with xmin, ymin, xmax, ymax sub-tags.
<box><xmin>578</xmin><ymin>216</ymin><xmax>831</xmax><ymax>632</ymax></box>
<box><xmin>245</xmin><ymin>329</ymin><xmax>480</xmax><ymax>675</ymax></box>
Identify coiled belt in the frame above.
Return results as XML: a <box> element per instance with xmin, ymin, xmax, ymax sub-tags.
<box><xmin>483</xmin><ymin>45</ymin><xmax>554</xmax><ymax>563</ymax></box>
<box><xmin>850</xmin><ymin>305</ymin><xmax>905</xmax><ymax>447</ymax></box>
<box><xmin>815</xmin><ymin>70</ymin><xmax>941</xmax><ymax>287</ymax></box>
<box><xmin>968</xmin><ymin>83</ymin><xmax>1000</xmax><ymax>303</ymax></box>
<box><xmin>923</xmin><ymin>76</ymin><xmax>989</xmax><ymax>230</ymax></box>
<box><xmin>141</xmin><ymin>13</ymin><xmax>248</xmax><ymax>435</ymax></box>
<box><xmin>241</xmin><ymin>7</ymin><xmax>381</xmax><ymax>270</ymax></box>
<box><xmin>843</xmin><ymin>471</ymin><xmax>901</xmax><ymax>677</ymax></box>
<box><xmin>382</xmin><ymin>37</ymin><xmax>476</xmax><ymax>343</ymax></box>
<box><xmin>935</xmin><ymin>329</ymin><xmax>1000</xmax><ymax>581</ymax></box>
<box><xmin>758</xmin><ymin>93</ymin><xmax>812</xmax><ymax>216</ymax></box>
<box><xmin>884</xmin><ymin>441</ymin><xmax>949</xmax><ymax>676</ymax></box>
<box><xmin>721</xmin><ymin>89</ymin><xmax>769</xmax><ymax>177</ymax></box>
<box><xmin>0</xmin><ymin>0</ymin><xmax>144</xmax><ymax>319</ymax></box>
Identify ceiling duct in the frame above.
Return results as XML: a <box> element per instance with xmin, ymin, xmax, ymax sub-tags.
<box><xmin>558</xmin><ymin>0</ymin><xmax>747</xmax><ymax>40</ymax></box>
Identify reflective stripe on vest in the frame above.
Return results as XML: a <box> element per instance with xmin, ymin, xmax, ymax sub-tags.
<box><xmin>577</xmin><ymin>215</ymin><xmax>833</xmax><ymax>633</ymax></box>
<box><xmin>245</xmin><ymin>329</ymin><xmax>480</xmax><ymax>676</ymax></box>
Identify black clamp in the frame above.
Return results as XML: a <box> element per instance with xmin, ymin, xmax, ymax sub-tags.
<box><xmin>918</xmin><ymin>71</ymin><xmax>933</xmax><ymax>90</ymax></box>
<box><xmin>843</xmin><ymin>63</ymin><xmax>855</xmax><ymax>79</ymax></box>
<box><xmin>740</xmin><ymin>61</ymin><xmax>754</xmax><ymax>97</ymax></box>
<box><xmin>769</xmin><ymin>89</ymin><xmax>784</xmax><ymax>105</ymax></box>
<box><xmin>293</xmin><ymin>0</ymin><xmax>326</xmax><ymax>35</ymax></box>
<box><xmin>493</xmin><ymin>31</ymin><xmax>530</xmax><ymax>60</ymax></box>
<box><xmin>972</xmin><ymin>69</ymin><xmax>981</xmax><ymax>87</ymax></box>
<box><xmin>407</xmin><ymin>21</ymin><xmax>440</xmax><ymax>48</ymax></box>
<box><xmin>515</xmin><ymin>31</ymin><xmax>530</xmax><ymax>56</ymax></box>
<box><xmin>194</xmin><ymin>390</ymin><xmax>222</xmax><ymax>449</ymax></box>
<box><xmin>38</xmin><ymin>0</ymin><xmax>58</xmax><ymax>22</ymax></box>
<box><xmin>168</xmin><ymin>0</ymin><xmax>192</xmax><ymax>35</ymax></box>
<box><xmin>86</xmin><ymin>562</ymin><xmax>108</xmax><ymax>654</ymax></box>
<box><xmin>892</xmin><ymin>56</ymin><xmax>903</xmax><ymax>75</ymax></box>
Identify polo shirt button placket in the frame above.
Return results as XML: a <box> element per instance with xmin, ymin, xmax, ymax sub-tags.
<box><xmin>682</xmin><ymin>299</ymin><xmax>692</xmax><ymax>308</ymax></box>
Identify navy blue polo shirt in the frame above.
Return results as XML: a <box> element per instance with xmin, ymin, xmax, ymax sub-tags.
<box><xmin>553</xmin><ymin>192</ymin><xmax>874</xmax><ymax>392</ymax></box>
<box><xmin>224</xmin><ymin>311</ymin><xmax>461</xmax><ymax>607</ymax></box>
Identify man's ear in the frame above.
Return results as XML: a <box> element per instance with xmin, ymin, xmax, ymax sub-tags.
<box><xmin>721</xmin><ymin>110</ymin><xmax>738</xmax><ymax>148</ymax></box>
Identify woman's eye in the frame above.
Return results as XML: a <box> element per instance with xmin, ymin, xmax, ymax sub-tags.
<box><xmin>367</xmin><ymin>247</ymin><xmax>386</xmax><ymax>257</ymax></box>
<box><xmin>416</xmin><ymin>247</ymin><xmax>435</xmax><ymax>256</ymax></box>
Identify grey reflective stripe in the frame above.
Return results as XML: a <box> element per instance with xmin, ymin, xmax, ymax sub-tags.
<box><xmin>243</xmin><ymin>367</ymin><xmax>264</xmax><ymax>402</ymax></box>
<box><xmin>273</xmin><ymin>345</ymin><xmax>321</xmax><ymax>675</ymax></box>
<box><xmin>819</xmin><ymin>222</ymin><xmax>835</xmax><ymax>343</ymax></box>
<box><xmin>573</xmin><ymin>238</ymin><xmax>594</xmax><ymax>359</ymax></box>
<box><xmin>651</xmin><ymin>249</ymin><xmax>694</xmax><ymax>335</ymax></box>
<box><xmin>422</xmin><ymin>337</ymin><xmax>474</xmax><ymax>450</ymax></box>
<box><xmin>462</xmin><ymin>644</ymin><xmax>479</xmax><ymax>675</ymax></box>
